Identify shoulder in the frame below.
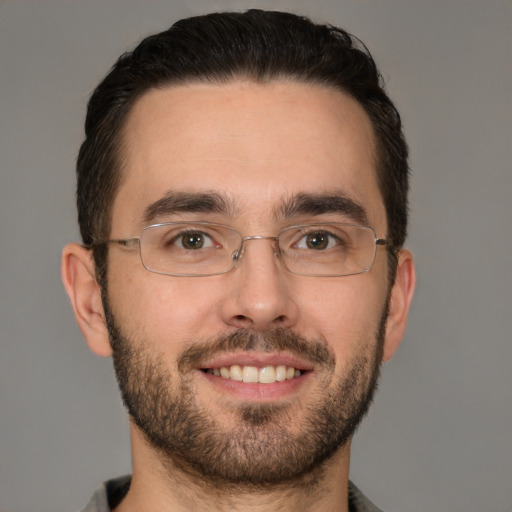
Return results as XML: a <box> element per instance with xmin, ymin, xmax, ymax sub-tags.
<box><xmin>348</xmin><ymin>481</ymin><xmax>383</xmax><ymax>512</ymax></box>
<box><xmin>77</xmin><ymin>475</ymin><xmax>131</xmax><ymax>512</ymax></box>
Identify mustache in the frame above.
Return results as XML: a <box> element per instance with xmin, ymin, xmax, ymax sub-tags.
<box><xmin>177</xmin><ymin>328</ymin><xmax>335</xmax><ymax>371</ymax></box>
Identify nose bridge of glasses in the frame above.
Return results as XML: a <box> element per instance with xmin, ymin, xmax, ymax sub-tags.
<box><xmin>231</xmin><ymin>235</ymin><xmax>280</xmax><ymax>262</ymax></box>
<box><xmin>243</xmin><ymin>235</ymin><xmax>279</xmax><ymax>242</ymax></box>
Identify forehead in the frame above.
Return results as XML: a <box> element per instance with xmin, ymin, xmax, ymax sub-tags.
<box><xmin>113</xmin><ymin>81</ymin><xmax>385</xmax><ymax>232</ymax></box>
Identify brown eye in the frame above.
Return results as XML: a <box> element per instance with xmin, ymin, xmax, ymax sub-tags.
<box><xmin>305</xmin><ymin>232</ymin><xmax>331</xmax><ymax>250</ymax></box>
<box><xmin>176</xmin><ymin>232</ymin><xmax>212</xmax><ymax>250</ymax></box>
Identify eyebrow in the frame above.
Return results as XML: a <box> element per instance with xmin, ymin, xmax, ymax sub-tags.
<box><xmin>143</xmin><ymin>191</ymin><xmax>236</xmax><ymax>224</ymax></box>
<box><xmin>142</xmin><ymin>190</ymin><xmax>369</xmax><ymax>227</ymax></box>
<box><xmin>279</xmin><ymin>192</ymin><xmax>369</xmax><ymax>226</ymax></box>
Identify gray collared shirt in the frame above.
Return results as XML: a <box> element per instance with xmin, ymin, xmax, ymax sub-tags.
<box><xmin>78</xmin><ymin>475</ymin><xmax>383</xmax><ymax>511</ymax></box>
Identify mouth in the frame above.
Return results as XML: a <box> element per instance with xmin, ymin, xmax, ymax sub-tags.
<box><xmin>201</xmin><ymin>364</ymin><xmax>304</xmax><ymax>384</ymax></box>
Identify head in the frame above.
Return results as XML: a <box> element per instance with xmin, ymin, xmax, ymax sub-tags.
<box><xmin>63</xmin><ymin>10</ymin><xmax>415</xmax><ymax>489</ymax></box>
<box><xmin>76</xmin><ymin>9</ymin><xmax>409</xmax><ymax>287</ymax></box>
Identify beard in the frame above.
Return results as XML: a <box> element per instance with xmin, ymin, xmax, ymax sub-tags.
<box><xmin>104</xmin><ymin>297</ymin><xmax>387</xmax><ymax>489</ymax></box>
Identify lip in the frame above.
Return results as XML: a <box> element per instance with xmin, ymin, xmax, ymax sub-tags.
<box><xmin>194</xmin><ymin>351</ymin><xmax>315</xmax><ymax>402</ymax></box>
<box><xmin>198</xmin><ymin>367</ymin><xmax>311</xmax><ymax>401</ymax></box>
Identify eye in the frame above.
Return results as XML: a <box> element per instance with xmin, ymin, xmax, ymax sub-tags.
<box><xmin>173</xmin><ymin>231</ymin><xmax>214</xmax><ymax>250</ymax></box>
<box><xmin>296</xmin><ymin>231</ymin><xmax>339</xmax><ymax>250</ymax></box>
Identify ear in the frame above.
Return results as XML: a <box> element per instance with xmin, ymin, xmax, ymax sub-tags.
<box><xmin>61</xmin><ymin>243</ymin><xmax>112</xmax><ymax>357</ymax></box>
<box><xmin>382</xmin><ymin>249</ymin><xmax>416</xmax><ymax>362</ymax></box>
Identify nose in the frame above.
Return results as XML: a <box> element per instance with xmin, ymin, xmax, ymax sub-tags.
<box><xmin>220</xmin><ymin>237</ymin><xmax>299</xmax><ymax>331</ymax></box>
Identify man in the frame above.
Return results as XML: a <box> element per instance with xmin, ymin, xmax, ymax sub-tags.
<box><xmin>62</xmin><ymin>9</ymin><xmax>415</xmax><ymax>512</ymax></box>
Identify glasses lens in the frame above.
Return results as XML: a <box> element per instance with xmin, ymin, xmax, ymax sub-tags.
<box><xmin>140</xmin><ymin>222</ymin><xmax>242</xmax><ymax>276</ymax></box>
<box><xmin>278</xmin><ymin>224</ymin><xmax>377</xmax><ymax>276</ymax></box>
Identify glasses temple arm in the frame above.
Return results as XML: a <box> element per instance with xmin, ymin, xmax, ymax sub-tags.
<box><xmin>89</xmin><ymin>237</ymin><xmax>141</xmax><ymax>248</ymax></box>
<box><xmin>376</xmin><ymin>238</ymin><xmax>394</xmax><ymax>248</ymax></box>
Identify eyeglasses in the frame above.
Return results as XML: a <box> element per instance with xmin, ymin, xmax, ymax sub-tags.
<box><xmin>93</xmin><ymin>221</ymin><xmax>392</xmax><ymax>277</ymax></box>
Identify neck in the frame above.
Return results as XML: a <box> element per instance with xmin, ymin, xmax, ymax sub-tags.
<box><xmin>114</xmin><ymin>423</ymin><xmax>352</xmax><ymax>512</ymax></box>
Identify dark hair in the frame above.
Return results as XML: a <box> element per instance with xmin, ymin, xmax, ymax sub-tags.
<box><xmin>77</xmin><ymin>9</ymin><xmax>409</xmax><ymax>284</ymax></box>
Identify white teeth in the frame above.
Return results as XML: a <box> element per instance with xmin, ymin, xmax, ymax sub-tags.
<box><xmin>228</xmin><ymin>364</ymin><xmax>243</xmax><ymax>380</ymax></box>
<box><xmin>275</xmin><ymin>365</ymin><xmax>287</xmax><ymax>382</ymax></box>
<box><xmin>258</xmin><ymin>366</ymin><xmax>276</xmax><ymax>383</ymax></box>
<box><xmin>243</xmin><ymin>366</ymin><xmax>259</xmax><ymax>383</ymax></box>
<box><xmin>210</xmin><ymin>365</ymin><xmax>303</xmax><ymax>384</ymax></box>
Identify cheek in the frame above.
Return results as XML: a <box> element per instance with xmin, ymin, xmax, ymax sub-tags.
<box><xmin>107</xmin><ymin>258</ymin><xmax>225</xmax><ymax>348</ymax></box>
<box><xmin>295</xmin><ymin>275</ymin><xmax>387</xmax><ymax>356</ymax></box>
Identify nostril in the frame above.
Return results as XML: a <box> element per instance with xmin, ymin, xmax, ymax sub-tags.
<box><xmin>229</xmin><ymin>314</ymin><xmax>254</xmax><ymax>329</ymax></box>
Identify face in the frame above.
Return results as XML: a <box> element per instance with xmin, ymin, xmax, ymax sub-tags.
<box><xmin>104</xmin><ymin>81</ymin><xmax>394</xmax><ymax>485</ymax></box>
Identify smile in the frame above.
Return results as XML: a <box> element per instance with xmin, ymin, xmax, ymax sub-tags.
<box><xmin>203</xmin><ymin>365</ymin><xmax>302</xmax><ymax>384</ymax></box>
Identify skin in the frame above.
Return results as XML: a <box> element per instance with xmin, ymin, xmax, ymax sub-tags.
<box><xmin>62</xmin><ymin>81</ymin><xmax>415</xmax><ymax>512</ymax></box>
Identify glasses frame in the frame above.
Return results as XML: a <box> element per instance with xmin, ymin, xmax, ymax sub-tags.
<box><xmin>92</xmin><ymin>221</ymin><xmax>393</xmax><ymax>278</ymax></box>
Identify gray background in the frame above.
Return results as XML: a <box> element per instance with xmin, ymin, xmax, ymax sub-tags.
<box><xmin>1</xmin><ymin>1</ymin><xmax>511</xmax><ymax>511</ymax></box>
